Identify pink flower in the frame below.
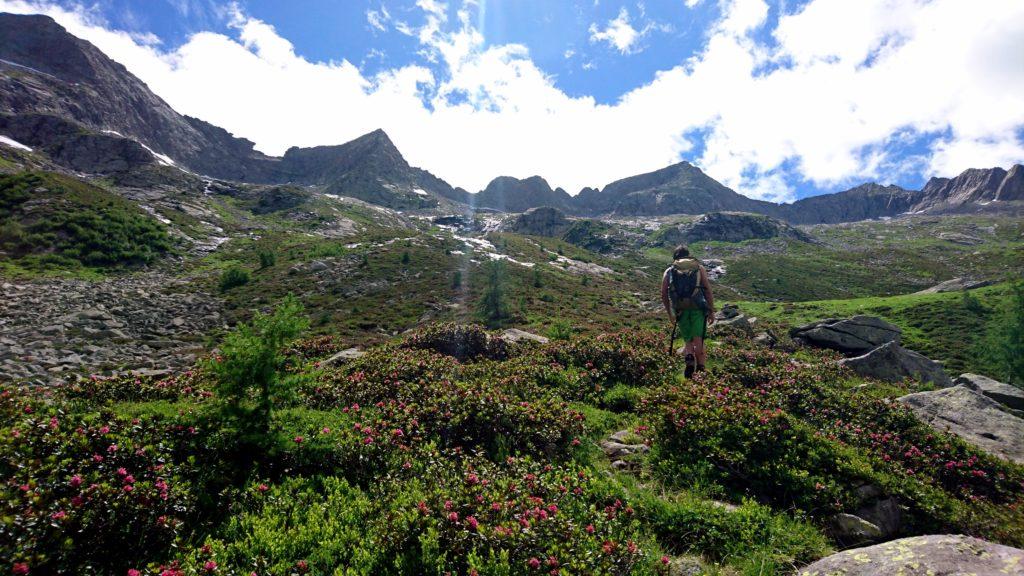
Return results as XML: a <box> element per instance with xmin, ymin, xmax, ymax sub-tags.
<box><xmin>293</xmin><ymin>436</ymin><xmax>303</xmax><ymax>444</ymax></box>
<box><xmin>203</xmin><ymin>561</ymin><xmax>217</xmax><ymax>572</ymax></box>
<box><xmin>585</xmin><ymin>524</ymin><xmax>595</xmax><ymax>534</ymax></box>
<box><xmin>321</xmin><ymin>427</ymin><xmax>330</xmax><ymax>434</ymax></box>
<box><xmin>12</xmin><ymin>563</ymin><xmax>29</xmax><ymax>575</ymax></box>
<box><xmin>70</xmin><ymin>475</ymin><xmax>82</xmax><ymax>488</ymax></box>
<box><xmin>661</xmin><ymin>556</ymin><xmax>670</xmax><ymax>565</ymax></box>
<box><xmin>447</xmin><ymin>512</ymin><xmax>459</xmax><ymax>522</ymax></box>
<box><xmin>128</xmin><ymin>570</ymin><xmax>142</xmax><ymax>576</ymax></box>
<box><xmin>257</xmin><ymin>484</ymin><xmax>269</xmax><ymax>493</ymax></box>
<box><xmin>363</xmin><ymin>436</ymin><xmax>374</xmax><ymax>445</ymax></box>
<box><xmin>527</xmin><ymin>558</ymin><xmax>541</xmax><ymax>570</ymax></box>
<box><xmin>99</xmin><ymin>425</ymin><xmax>110</xmax><ymax>434</ymax></box>
<box><xmin>117</xmin><ymin>467</ymin><xmax>128</xmax><ymax>477</ymax></box>
<box><xmin>123</xmin><ymin>485</ymin><xmax>134</xmax><ymax>492</ymax></box>
<box><xmin>466</xmin><ymin>516</ymin><xmax>479</xmax><ymax>530</ymax></box>
<box><xmin>50</xmin><ymin>510</ymin><xmax>66</xmax><ymax>520</ymax></box>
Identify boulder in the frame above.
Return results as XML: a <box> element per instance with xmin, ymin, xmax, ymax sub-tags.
<box><xmin>841</xmin><ymin>342</ymin><xmax>952</xmax><ymax>387</ymax></box>
<box><xmin>954</xmin><ymin>373</ymin><xmax>1024</xmax><ymax>411</ymax></box>
<box><xmin>830</xmin><ymin>513</ymin><xmax>884</xmax><ymax>542</ymax></box>
<box><xmin>599</xmin><ymin>440</ymin><xmax>650</xmax><ymax>459</ymax></box>
<box><xmin>899</xmin><ymin>386</ymin><xmax>1024</xmax><ymax>464</ymax></box>
<box><xmin>913</xmin><ymin>277</ymin><xmax>992</xmax><ymax>294</ymax></box>
<box><xmin>500</xmin><ymin>328</ymin><xmax>550</xmax><ymax>345</ymax></box>
<box><xmin>791</xmin><ymin>316</ymin><xmax>901</xmax><ymax>355</ymax></box>
<box><xmin>667</xmin><ymin>556</ymin><xmax>706</xmax><ymax>576</ymax></box>
<box><xmin>321</xmin><ymin>347</ymin><xmax>366</xmax><ymax>366</ymax></box>
<box><xmin>798</xmin><ymin>534</ymin><xmax>1024</xmax><ymax>576</ymax></box>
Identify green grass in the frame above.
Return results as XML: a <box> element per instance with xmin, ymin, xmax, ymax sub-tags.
<box><xmin>740</xmin><ymin>283</ymin><xmax>1014</xmax><ymax>377</ymax></box>
<box><xmin>0</xmin><ymin>171</ymin><xmax>177</xmax><ymax>276</ymax></box>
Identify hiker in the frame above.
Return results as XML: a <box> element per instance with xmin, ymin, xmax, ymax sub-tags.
<box><xmin>661</xmin><ymin>244</ymin><xmax>716</xmax><ymax>377</ymax></box>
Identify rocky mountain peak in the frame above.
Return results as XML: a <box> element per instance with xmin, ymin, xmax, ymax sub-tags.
<box><xmin>0</xmin><ymin>14</ymin><xmax>100</xmax><ymax>83</ymax></box>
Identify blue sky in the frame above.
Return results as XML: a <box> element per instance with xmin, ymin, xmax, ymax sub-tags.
<box><xmin>2</xmin><ymin>0</ymin><xmax>1023</xmax><ymax>201</ymax></box>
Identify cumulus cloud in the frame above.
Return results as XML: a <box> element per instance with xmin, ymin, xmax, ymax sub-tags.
<box><xmin>589</xmin><ymin>8</ymin><xmax>642</xmax><ymax>54</ymax></box>
<box><xmin>0</xmin><ymin>0</ymin><xmax>1022</xmax><ymax>201</ymax></box>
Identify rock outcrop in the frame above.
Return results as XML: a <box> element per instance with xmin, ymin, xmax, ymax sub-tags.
<box><xmin>954</xmin><ymin>373</ymin><xmax>1024</xmax><ymax>412</ymax></box>
<box><xmin>899</xmin><ymin>386</ymin><xmax>1024</xmax><ymax>464</ymax></box>
<box><xmin>508</xmin><ymin>206</ymin><xmax>570</xmax><ymax>236</ymax></box>
<box><xmin>656</xmin><ymin>211</ymin><xmax>813</xmax><ymax>245</ymax></box>
<box><xmin>500</xmin><ymin>328</ymin><xmax>550</xmax><ymax>345</ymax></box>
<box><xmin>790</xmin><ymin>316</ymin><xmax>901</xmax><ymax>355</ymax></box>
<box><xmin>712</xmin><ymin>304</ymin><xmax>756</xmax><ymax>337</ymax></box>
<box><xmin>842</xmin><ymin>342</ymin><xmax>952</xmax><ymax>387</ymax></box>
<box><xmin>913</xmin><ymin>277</ymin><xmax>992</xmax><ymax>294</ymax></box>
<box><xmin>798</xmin><ymin>534</ymin><xmax>1024</xmax><ymax>576</ymax></box>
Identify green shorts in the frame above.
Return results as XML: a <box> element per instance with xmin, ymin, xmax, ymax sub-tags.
<box><xmin>676</xmin><ymin>309</ymin><xmax>707</xmax><ymax>342</ymax></box>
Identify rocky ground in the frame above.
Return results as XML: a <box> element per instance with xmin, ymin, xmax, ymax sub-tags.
<box><xmin>0</xmin><ymin>272</ymin><xmax>223</xmax><ymax>384</ymax></box>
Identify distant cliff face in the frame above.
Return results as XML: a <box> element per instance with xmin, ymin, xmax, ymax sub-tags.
<box><xmin>474</xmin><ymin>176</ymin><xmax>575</xmax><ymax>213</ymax></box>
<box><xmin>777</xmin><ymin>184</ymin><xmax>919</xmax><ymax>225</ymax></box>
<box><xmin>0</xmin><ymin>13</ymin><xmax>458</xmax><ymax>209</ymax></box>
<box><xmin>575</xmin><ymin>162</ymin><xmax>781</xmax><ymax>217</ymax></box>
<box><xmin>916</xmin><ymin>165</ymin><xmax>1024</xmax><ymax>210</ymax></box>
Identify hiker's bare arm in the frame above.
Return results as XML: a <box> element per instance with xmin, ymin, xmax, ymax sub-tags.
<box><xmin>661</xmin><ymin>272</ymin><xmax>672</xmax><ymax>319</ymax></box>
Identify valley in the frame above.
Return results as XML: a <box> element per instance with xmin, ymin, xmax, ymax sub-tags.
<box><xmin>1</xmin><ymin>11</ymin><xmax>1023</xmax><ymax>576</ymax></box>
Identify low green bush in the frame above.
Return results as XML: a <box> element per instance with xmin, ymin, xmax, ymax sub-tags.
<box><xmin>218</xmin><ymin>265</ymin><xmax>250</xmax><ymax>292</ymax></box>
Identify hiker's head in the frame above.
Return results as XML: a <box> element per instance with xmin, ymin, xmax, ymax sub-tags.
<box><xmin>673</xmin><ymin>245</ymin><xmax>690</xmax><ymax>260</ymax></box>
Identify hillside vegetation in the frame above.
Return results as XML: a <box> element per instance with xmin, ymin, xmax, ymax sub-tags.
<box><xmin>3</xmin><ymin>316</ymin><xmax>1022</xmax><ymax>575</ymax></box>
<box><xmin>0</xmin><ymin>171</ymin><xmax>176</xmax><ymax>276</ymax></box>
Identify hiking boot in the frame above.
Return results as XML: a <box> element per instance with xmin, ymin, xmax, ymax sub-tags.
<box><xmin>684</xmin><ymin>354</ymin><xmax>696</xmax><ymax>378</ymax></box>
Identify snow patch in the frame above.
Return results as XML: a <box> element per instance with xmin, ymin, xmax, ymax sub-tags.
<box><xmin>413</xmin><ymin>188</ymin><xmax>428</xmax><ymax>196</ymax></box>
<box><xmin>0</xmin><ymin>135</ymin><xmax>32</xmax><ymax>152</ymax></box>
<box><xmin>140</xmin><ymin>205</ymin><xmax>172</xmax><ymax>225</ymax></box>
<box><xmin>487</xmin><ymin>252</ymin><xmax>535</xmax><ymax>267</ymax></box>
<box><xmin>102</xmin><ymin>130</ymin><xmax>177</xmax><ymax>167</ymax></box>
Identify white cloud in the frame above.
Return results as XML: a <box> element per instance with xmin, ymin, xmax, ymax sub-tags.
<box><xmin>589</xmin><ymin>8</ymin><xmax>641</xmax><ymax>54</ymax></box>
<box><xmin>366</xmin><ymin>7</ymin><xmax>390</xmax><ymax>32</ymax></box>
<box><xmin>0</xmin><ymin>0</ymin><xmax>1022</xmax><ymax>202</ymax></box>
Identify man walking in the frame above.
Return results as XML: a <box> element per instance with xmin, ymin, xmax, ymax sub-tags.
<box><xmin>661</xmin><ymin>244</ymin><xmax>716</xmax><ymax>378</ymax></box>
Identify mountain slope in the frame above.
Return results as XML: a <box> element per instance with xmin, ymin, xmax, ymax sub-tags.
<box><xmin>0</xmin><ymin>13</ymin><xmax>461</xmax><ymax>209</ymax></box>
<box><xmin>277</xmin><ymin>130</ymin><xmax>465</xmax><ymax>209</ymax></box>
<box><xmin>779</xmin><ymin>183</ymin><xmax>919</xmax><ymax>225</ymax></box>
<box><xmin>574</xmin><ymin>162</ymin><xmax>782</xmax><ymax>217</ymax></box>
<box><xmin>473</xmin><ymin>175</ymin><xmax>575</xmax><ymax>213</ymax></box>
<box><xmin>915</xmin><ymin>164</ymin><xmax>1024</xmax><ymax>211</ymax></box>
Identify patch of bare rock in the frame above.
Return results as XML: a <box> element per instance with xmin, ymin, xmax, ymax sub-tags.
<box><xmin>0</xmin><ymin>273</ymin><xmax>223</xmax><ymax>384</ymax></box>
<box><xmin>791</xmin><ymin>316</ymin><xmax>950</xmax><ymax>386</ymax></box>
<box><xmin>899</xmin><ymin>377</ymin><xmax>1024</xmax><ymax>465</ymax></box>
<box><xmin>798</xmin><ymin>534</ymin><xmax>1024</xmax><ymax>576</ymax></box>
